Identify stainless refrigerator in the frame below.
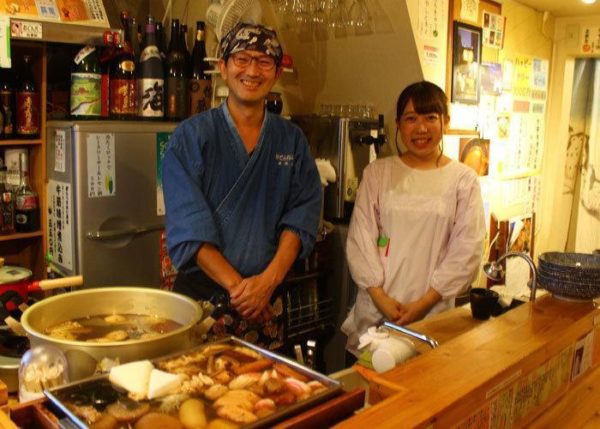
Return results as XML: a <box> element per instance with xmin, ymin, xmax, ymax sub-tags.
<box><xmin>46</xmin><ymin>121</ymin><xmax>177</xmax><ymax>288</ymax></box>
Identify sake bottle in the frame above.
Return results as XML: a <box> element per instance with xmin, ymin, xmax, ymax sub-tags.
<box><xmin>189</xmin><ymin>21</ymin><xmax>212</xmax><ymax>115</ymax></box>
<box><xmin>70</xmin><ymin>46</ymin><xmax>102</xmax><ymax>120</ymax></box>
<box><xmin>110</xmin><ymin>14</ymin><xmax>137</xmax><ymax>119</ymax></box>
<box><xmin>165</xmin><ymin>19</ymin><xmax>188</xmax><ymax>121</ymax></box>
<box><xmin>138</xmin><ymin>16</ymin><xmax>164</xmax><ymax>120</ymax></box>
<box><xmin>16</xmin><ymin>55</ymin><xmax>40</xmax><ymax>138</ymax></box>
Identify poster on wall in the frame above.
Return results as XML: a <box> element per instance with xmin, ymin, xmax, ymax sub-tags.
<box><xmin>481</xmin><ymin>62</ymin><xmax>503</xmax><ymax>95</ymax></box>
<box><xmin>482</xmin><ymin>11</ymin><xmax>506</xmax><ymax>49</ymax></box>
<box><xmin>451</xmin><ymin>21</ymin><xmax>482</xmax><ymax>105</ymax></box>
<box><xmin>460</xmin><ymin>0</ymin><xmax>478</xmax><ymax>23</ymax></box>
<box><xmin>418</xmin><ymin>0</ymin><xmax>443</xmax><ymax>40</ymax></box>
<box><xmin>0</xmin><ymin>0</ymin><xmax>109</xmax><ymax>27</ymax></box>
<box><xmin>580</xmin><ymin>26</ymin><xmax>600</xmax><ymax>54</ymax></box>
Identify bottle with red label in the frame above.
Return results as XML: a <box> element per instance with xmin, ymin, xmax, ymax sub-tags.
<box><xmin>15</xmin><ymin>55</ymin><xmax>40</xmax><ymax>139</ymax></box>
<box><xmin>99</xmin><ymin>31</ymin><xmax>118</xmax><ymax>118</ymax></box>
<box><xmin>110</xmin><ymin>14</ymin><xmax>137</xmax><ymax>119</ymax></box>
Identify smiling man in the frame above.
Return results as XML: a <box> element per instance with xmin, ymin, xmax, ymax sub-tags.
<box><xmin>162</xmin><ymin>23</ymin><xmax>321</xmax><ymax>350</ymax></box>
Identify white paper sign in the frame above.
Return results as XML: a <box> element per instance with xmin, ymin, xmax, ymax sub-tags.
<box><xmin>54</xmin><ymin>130</ymin><xmax>66</xmax><ymax>173</ymax></box>
<box><xmin>87</xmin><ymin>133</ymin><xmax>116</xmax><ymax>198</ymax></box>
<box><xmin>47</xmin><ymin>179</ymin><xmax>73</xmax><ymax>270</ymax></box>
<box><xmin>0</xmin><ymin>15</ymin><xmax>10</xmax><ymax>68</ymax></box>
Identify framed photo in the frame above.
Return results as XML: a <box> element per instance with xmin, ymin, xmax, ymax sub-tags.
<box><xmin>451</xmin><ymin>21</ymin><xmax>482</xmax><ymax>105</ymax></box>
<box><xmin>459</xmin><ymin>137</ymin><xmax>490</xmax><ymax>176</ymax></box>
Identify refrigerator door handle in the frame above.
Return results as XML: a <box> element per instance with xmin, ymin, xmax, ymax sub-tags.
<box><xmin>86</xmin><ymin>224</ymin><xmax>164</xmax><ymax>241</ymax></box>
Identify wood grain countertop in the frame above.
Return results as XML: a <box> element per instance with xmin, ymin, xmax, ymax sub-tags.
<box><xmin>335</xmin><ymin>295</ymin><xmax>600</xmax><ymax>428</ymax></box>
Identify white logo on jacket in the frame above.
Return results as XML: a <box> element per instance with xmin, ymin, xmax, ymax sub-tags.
<box><xmin>275</xmin><ymin>153</ymin><xmax>294</xmax><ymax>166</ymax></box>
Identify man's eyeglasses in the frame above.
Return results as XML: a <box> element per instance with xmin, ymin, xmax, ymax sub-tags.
<box><xmin>230</xmin><ymin>53</ymin><xmax>276</xmax><ymax>71</ymax></box>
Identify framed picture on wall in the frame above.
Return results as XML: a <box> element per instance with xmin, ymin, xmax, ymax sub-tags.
<box><xmin>451</xmin><ymin>21</ymin><xmax>482</xmax><ymax>105</ymax></box>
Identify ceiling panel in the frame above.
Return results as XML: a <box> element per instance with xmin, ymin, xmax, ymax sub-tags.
<box><xmin>514</xmin><ymin>0</ymin><xmax>600</xmax><ymax>17</ymax></box>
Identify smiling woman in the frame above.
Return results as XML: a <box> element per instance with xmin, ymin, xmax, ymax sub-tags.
<box><xmin>341</xmin><ymin>81</ymin><xmax>486</xmax><ymax>359</ymax></box>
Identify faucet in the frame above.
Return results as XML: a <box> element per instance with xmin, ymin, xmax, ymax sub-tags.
<box><xmin>382</xmin><ymin>321</ymin><xmax>439</xmax><ymax>349</ymax></box>
<box><xmin>483</xmin><ymin>251</ymin><xmax>538</xmax><ymax>302</ymax></box>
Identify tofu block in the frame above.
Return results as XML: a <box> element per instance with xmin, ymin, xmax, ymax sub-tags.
<box><xmin>147</xmin><ymin>369</ymin><xmax>181</xmax><ymax>399</ymax></box>
<box><xmin>108</xmin><ymin>360</ymin><xmax>154</xmax><ymax>397</ymax></box>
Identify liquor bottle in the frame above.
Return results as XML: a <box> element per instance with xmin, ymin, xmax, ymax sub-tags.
<box><xmin>189</xmin><ymin>21</ymin><xmax>212</xmax><ymax>116</ymax></box>
<box><xmin>15</xmin><ymin>55</ymin><xmax>40</xmax><ymax>138</ymax></box>
<box><xmin>70</xmin><ymin>45</ymin><xmax>102</xmax><ymax>119</ymax></box>
<box><xmin>129</xmin><ymin>17</ymin><xmax>141</xmax><ymax>61</ymax></box>
<box><xmin>100</xmin><ymin>31</ymin><xmax>117</xmax><ymax>118</ymax></box>
<box><xmin>165</xmin><ymin>19</ymin><xmax>188</xmax><ymax>121</ymax></box>
<box><xmin>180</xmin><ymin>23</ymin><xmax>191</xmax><ymax>72</ymax></box>
<box><xmin>110</xmin><ymin>16</ymin><xmax>137</xmax><ymax>119</ymax></box>
<box><xmin>0</xmin><ymin>101</ymin><xmax>5</xmax><ymax>139</ymax></box>
<box><xmin>138</xmin><ymin>16</ymin><xmax>164</xmax><ymax>119</ymax></box>
<box><xmin>15</xmin><ymin>152</ymin><xmax>39</xmax><ymax>233</ymax></box>
<box><xmin>0</xmin><ymin>68</ymin><xmax>14</xmax><ymax>138</ymax></box>
<box><xmin>155</xmin><ymin>21</ymin><xmax>166</xmax><ymax>60</ymax></box>
<box><xmin>0</xmin><ymin>164</ymin><xmax>15</xmax><ymax>234</ymax></box>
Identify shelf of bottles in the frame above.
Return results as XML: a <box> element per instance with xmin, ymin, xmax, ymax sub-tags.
<box><xmin>0</xmin><ymin>40</ymin><xmax>46</xmax><ymax>278</ymax></box>
<box><xmin>64</xmin><ymin>12</ymin><xmax>213</xmax><ymax>123</ymax></box>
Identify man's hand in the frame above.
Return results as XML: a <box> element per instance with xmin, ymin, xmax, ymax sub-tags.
<box><xmin>368</xmin><ymin>287</ymin><xmax>404</xmax><ymax>321</ymax></box>
<box><xmin>230</xmin><ymin>273</ymin><xmax>276</xmax><ymax>320</ymax></box>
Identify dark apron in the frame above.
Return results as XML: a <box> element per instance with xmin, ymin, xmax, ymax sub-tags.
<box><xmin>174</xmin><ymin>270</ymin><xmax>286</xmax><ymax>350</ymax></box>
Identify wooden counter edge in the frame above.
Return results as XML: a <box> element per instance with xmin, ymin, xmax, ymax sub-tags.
<box><xmin>335</xmin><ymin>296</ymin><xmax>600</xmax><ymax>428</ymax></box>
<box><xmin>272</xmin><ymin>388</ymin><xmax>366</xmax><ymax>429</ymax></box>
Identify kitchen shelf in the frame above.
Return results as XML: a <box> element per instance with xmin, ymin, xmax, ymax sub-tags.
<box><xmin>0</xmin><ymin>139</ymin><xmax>43</xmax><ymax>146</ymax></box>
<box><xmin>0</xmin><ymin>231</ymin><xmax>43</xmax><ymax>242</ymax></box>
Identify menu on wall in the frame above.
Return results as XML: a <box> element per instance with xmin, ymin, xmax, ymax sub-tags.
<box><xmin>0</xmin><ymin>0</ymin><xmax>109</xmax><ymax>27</ymax></box>
<box><xmin>580</xmin><ymin>25</ymin><xmax>600</xmax><ymax>54</ymax></box>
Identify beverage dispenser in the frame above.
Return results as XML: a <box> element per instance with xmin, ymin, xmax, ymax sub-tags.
<box><xmin>292</xmin><ymin>115</ymin><xmax>385</xmax><ymax>220</ymax></box>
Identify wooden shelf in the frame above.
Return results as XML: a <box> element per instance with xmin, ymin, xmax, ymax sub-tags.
<box><xmin>0</xmin><ymin>139</ymin><xmax>43</xmax><ymax>146</ymax></box>
<box><xmin>0</xmin><ymin>231</ymin><xmax>43</xmax><ymax>242</ymax></box>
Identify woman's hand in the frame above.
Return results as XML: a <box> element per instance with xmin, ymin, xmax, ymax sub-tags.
<box><xmin>368</xmin><ymin>287</ymin><xmax>404</xmax><ymax>321</ymax></box>
<box><xmin>393</xmin><ymin>288</ymin><xmax>442</xmax><ymax>325</ymax></box>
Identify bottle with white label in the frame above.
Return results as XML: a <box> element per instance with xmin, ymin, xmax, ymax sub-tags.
<box><xmin>70</xmin><ymin>45</ymin><xmax>101</xmax><ymax>120</ymax></box>
<box><xmin>138</xmin><ymin>16</ymin><xmax>164</xmax><ymax>120</ymax></box>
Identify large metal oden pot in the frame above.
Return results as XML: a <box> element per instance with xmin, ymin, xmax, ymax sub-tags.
<box><xmin>21</xmin><ymin>287</ymin><xmax>204</xmax><ymax>381</ymax></box>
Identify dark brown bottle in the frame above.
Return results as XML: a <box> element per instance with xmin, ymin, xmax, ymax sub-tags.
<box><xmin>0</xmin><ymin>164</ymin><xmax>15</xmax><ymax>234</ymax></box>
<box><xmin>155</xmin><ymin>21</ymin><xmax>166</xmax><ymax>59</ymax></box>
<box><xmin>189</xmin><ymin>21</ymin><xmax>212</xmax><ymax>116</ymax></box>
<box><xmin>180</xmin><ymin>23</ymin><xmax>191</xmax><ymax>72</ymax></box>
<box><xmin>0</xmin><ymin>68</ymin><xmax>14</xmax><ymax>138</ymax></box>
<box><xmin>110</xmin><ymin>14</ymin><xmax>137</xmax><ymax>119</ymax></box>
<box><xmin>165</xmin><ymin>19</ymin><xmax>188</xmax><ymax>121</ymax></box>
<box><xmin>15</xmin><ymin>56</ymin><xmax>40</xmax><ymax>138</ymax></box>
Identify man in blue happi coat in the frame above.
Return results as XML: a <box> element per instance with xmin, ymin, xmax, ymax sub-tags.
<box><xmin>163</xmin><ymin>22</ymin><xmax>321</xmax><ymax>349</ymax></box>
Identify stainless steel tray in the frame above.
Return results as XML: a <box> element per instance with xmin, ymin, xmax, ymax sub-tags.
<box><xmin>44</xmin><ymin>336</ymin><xmax>342</xmax><ymax>428</ymax></box>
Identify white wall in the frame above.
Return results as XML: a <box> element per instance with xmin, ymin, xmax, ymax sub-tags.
<box><xmin>537</xmin><ymin>14</ymin><xmax>600</xmax><ymax>255</ymax></box>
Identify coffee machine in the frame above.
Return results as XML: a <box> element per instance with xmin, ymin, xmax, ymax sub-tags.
<box><xmin>292</xmin><ymin>115</ymin><xmax>385</xmax><ymax>220</ymax></box>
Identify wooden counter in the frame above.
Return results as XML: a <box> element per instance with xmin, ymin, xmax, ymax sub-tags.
<box><xmin>336</xmin><ymin>295</ymin><xmax>600</xmax><ymax>428</ymax></box>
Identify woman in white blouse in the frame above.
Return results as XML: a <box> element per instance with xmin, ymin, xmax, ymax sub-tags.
<box><xmin>341</xmin><ymin>81</ymin><xmax>486</xmax><ymax>356</ymax></box>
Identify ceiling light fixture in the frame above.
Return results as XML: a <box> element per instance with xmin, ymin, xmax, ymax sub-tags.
<box><xmin>582</xmin><ymin>0</ymin><xmax>597</xmax><ymax>4</ymax></box>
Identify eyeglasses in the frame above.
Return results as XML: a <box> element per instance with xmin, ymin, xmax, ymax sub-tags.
<box><xmin>230</xmin><ymin>53</ymin><xmax>276</xmax><ymax>71</ymax></box>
